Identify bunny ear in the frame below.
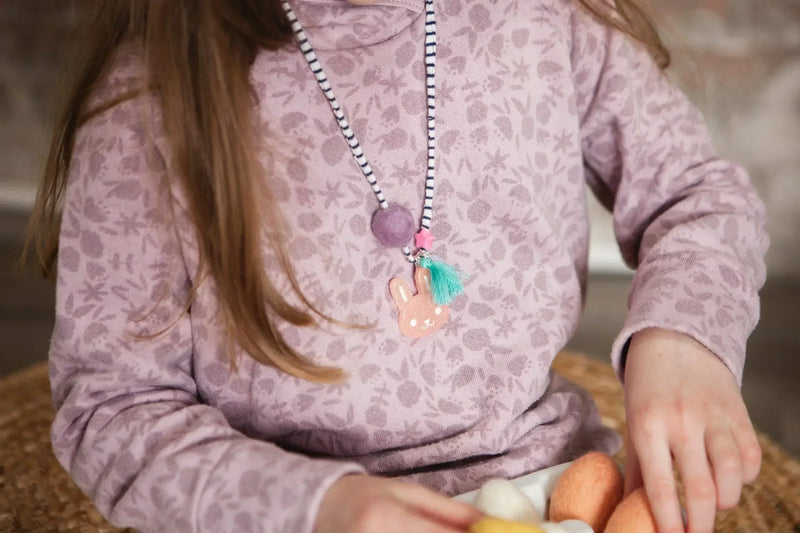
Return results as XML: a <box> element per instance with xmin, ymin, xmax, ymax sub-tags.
<box><xmin>414</xmin><ymin>266</ymin><xmax>432</xmax><ymax>296</ymax></box>
<box><xmin>389</xmin><ymin>277</ymin><xmax>412</xmax><ymax>309</ymax></box>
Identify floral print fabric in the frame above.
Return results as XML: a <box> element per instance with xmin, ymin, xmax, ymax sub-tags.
<box><xmin>48</xmin><ymin>0</ymin><xmax>768</xmax><ymax>531</ymax></box>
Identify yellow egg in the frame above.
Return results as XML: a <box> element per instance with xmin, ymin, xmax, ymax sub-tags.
<box><xmin>469</xmin><ymin>516</ymin><xmax>546</xmax><ymax>533</ymax></box>
<box><xmin>547</xmin><ymin>451</ymin><xmax>623</xmax><ymax>531</ymax></box>
<box><xmin>604</xmin><ymin>487</ymin><xmax>658</xmax><ymax>533</ymax></box>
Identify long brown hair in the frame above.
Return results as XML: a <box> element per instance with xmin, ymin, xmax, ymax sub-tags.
<box><xmin>25</xmin><ymin>0</ymin><xmax>669</xmax><ymax>382</ymax></box>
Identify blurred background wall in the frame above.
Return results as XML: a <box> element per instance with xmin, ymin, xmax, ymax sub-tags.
<box><xmin>1</xmin><ymin>1</ymin><xmax>798</xmax><ymax>454</ymax></box>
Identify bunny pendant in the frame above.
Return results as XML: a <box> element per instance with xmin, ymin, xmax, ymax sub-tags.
<box><xmin>389</xmin><ymin>266</ymin><xmax>450</xmax><ymax>338</ymax></box>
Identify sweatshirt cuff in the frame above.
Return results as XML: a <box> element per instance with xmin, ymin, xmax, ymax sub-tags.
<box><xmin>197</xmin><ymin>439</ymin><xmax>366</xmax><ymax>533</ymax></box>
<box><xmin>609</xmin><ymin>255</ymin><xmax>760</xmax><ymax>388</ymax></box>
<box><xmin>298</xmin><ymin>458</ymin><xmax>367</xmax><ymax>533</ymax></box>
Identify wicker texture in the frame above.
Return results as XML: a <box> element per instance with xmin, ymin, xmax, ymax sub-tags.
<box><xmin>551</xmin><ymin>353</ymin><xmax>800</xmax><ymax>533</ymax></box>
<box><xmin>1</xmin><ymin>354</ymin><xmax>798</xmax><ymax>532</ymax></box>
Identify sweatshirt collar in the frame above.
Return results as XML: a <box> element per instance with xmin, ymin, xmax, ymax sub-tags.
<box><xmin>289</xmin><ymin>0</ymin><xmax>424</xmax><ymax>50</ymax></box>
<box><xmin>296</xmin><ymin>0</ymin><xmax>423</xmax><ymax>11</ymax></box>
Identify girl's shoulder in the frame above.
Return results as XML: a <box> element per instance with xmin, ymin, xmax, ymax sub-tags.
<box><xmin>446</xmin><ymin>0</ymin><xmax>578</xmax><ymax>26</ymax></box>
<box><xmin>444</xmin><ymin>0</ymin><xmax>603</xmax><ymax>54</ymax></box>
<box><xmin>84</xmin><ymin>40</ymin><xmax>149</xmax><ymax>117</ymax></box>
<box><xmin>70</xmin><ymin>41</ymin><xmax>166</xmax><ymax>196</ymax></box>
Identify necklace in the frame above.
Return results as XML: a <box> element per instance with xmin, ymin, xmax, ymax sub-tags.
<box><xmin>283</xmin><ymin>0</ymin><xmax>465</xmax><ymax>338</ymax></box>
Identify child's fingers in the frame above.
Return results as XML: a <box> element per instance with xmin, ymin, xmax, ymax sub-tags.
<box><xmin>389</xmin><ymin>481</ymin><xmax>483</xmax><ymax>528</ymax></box>
<box><xmin>359</xmin><ymin>498</ymin><xmax>471</xmax><ymax>533</ymax></box>
<box><xmin>630</xmin><ymin>423</ymin><xmax>685</xmax><ymax>533</ymax></box>
<box><xmin>731</xmin><ymin>416</ymin><xmax>762</xmax><ymax>484</ymax></box>
<box><xmin>705</xmin><ymin>425</ymin><xmax>742</xmax><ymax>510</ymax></box>
<box><xmin>673</xmin><ymin>435</ymin><xmax>716</xmax><ymax>533</ymax></box>
<box><xmin>623</xmin><ymin>435</ymin><xmax>644</xmax><ymax>496</ymax></box>
<box><xmin>394</xmin><ymin>505</ymin><xmax>472</xmax><ymax>533</ymax></box>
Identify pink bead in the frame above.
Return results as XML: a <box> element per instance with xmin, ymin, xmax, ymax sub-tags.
<box><xmin>371</xmin><ymin>205</ymin><xmax>416</xmax><ymax>247</ymax></box>
<box><xmin>414</xmin><ymin>228</ymin><xmax>436</xmax><ymax>250</ymax></box>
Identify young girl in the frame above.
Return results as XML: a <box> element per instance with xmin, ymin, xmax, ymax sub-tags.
<box><xmin>28</xmin><ymin>0</ymin><xmax>768</xmax><ymax>532</ymax></box>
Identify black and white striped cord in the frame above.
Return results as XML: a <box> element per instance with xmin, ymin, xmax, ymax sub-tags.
<box><xmin>283</xmin><ymin>0</ymin><xmax>438</xmax><ymax>263</ymax></box>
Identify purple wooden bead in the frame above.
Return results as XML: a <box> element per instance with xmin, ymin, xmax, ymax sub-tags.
<box><xmin>371</xmin><ymin>204</ymin><xmax>416</xmax><ymax>247</ymax></box>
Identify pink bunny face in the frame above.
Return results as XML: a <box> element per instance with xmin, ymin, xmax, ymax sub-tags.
<box><xmin>389</xmin><ymin>267</ymin><xmax>450</xmax><ymax>338</ymax></box>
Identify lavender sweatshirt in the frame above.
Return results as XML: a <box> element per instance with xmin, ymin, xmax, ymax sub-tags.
<box><xmin>48</xmin><ymin>0</ymin><xmax>768</xmax><ymax>531</ymax></box>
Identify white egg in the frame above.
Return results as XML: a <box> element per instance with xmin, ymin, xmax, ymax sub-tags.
<box><xmin>540</xmin><ymin>523</ymin><xmax>571</xmax><ymax>533</ymax></box>
<box><xmin>473</xmin><ymin>478</ymin><xmax>542</xmax><ymax>525</ymax></box>
<box><xmin>540</xmin><ymin>520</ymin><xmax>595</xmax><ymax>533</ymax></box>
<box><xmin>558</xmin><ymin>519</ymin><xmax>594</xmax><ymax>533</ymax></box>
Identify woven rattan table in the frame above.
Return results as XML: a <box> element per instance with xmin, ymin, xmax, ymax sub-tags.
<box><xmin>1</xmin><ymin>352</ymin><xmax>798</xmax><ymax>532</ymax></box>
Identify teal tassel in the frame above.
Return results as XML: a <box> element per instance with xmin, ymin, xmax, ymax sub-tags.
<box><xmin>418</xmin><ymin>256</ymin><xmax>467</xmax><ymax>305</ymax></box>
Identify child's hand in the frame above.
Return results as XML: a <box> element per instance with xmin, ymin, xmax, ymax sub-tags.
<box><xmin>314</xmin><ymin>475</ymin><xmax>483</xmax><ymax>533</ymax></box>
<box><xmin>622</xmin><ymin>328</ymin><xmax>762</xmax><ymax>533</ymax></box>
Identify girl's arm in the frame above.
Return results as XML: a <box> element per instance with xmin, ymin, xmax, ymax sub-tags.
<box><xmin>569</xmin><ymin>5</ymin><xmax>768</xmax><ymax>533</ymax></box>
<box><xmin>571</xmin><ymin>12</ymin><xmax>768</xmax><ymax>386</ymax></box>
<box><xmin>48</xmin><ymin>93</ymin><xmax>365</xmax><ymax>533</ymax></box>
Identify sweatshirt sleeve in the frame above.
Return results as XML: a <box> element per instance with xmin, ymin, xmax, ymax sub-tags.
<box><xmin>568</xmin><ymin>7</ymin><xmax>769</xmax><ymax>385</ymax></box>
<box><xmin>48</xmin><ymin>93</ymin><xmax>365</xmax><ymax>533</ymax></box>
